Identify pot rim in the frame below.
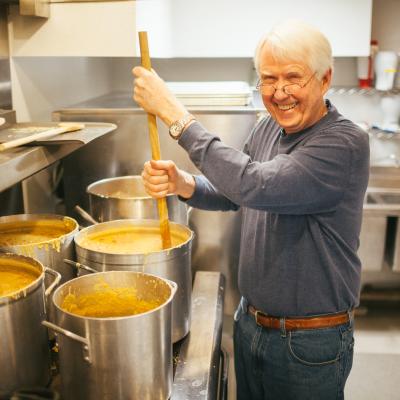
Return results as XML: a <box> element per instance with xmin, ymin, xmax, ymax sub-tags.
<box><xmin>52</xmin><ymin>270</ymin><xmax>176</xmax><ymax>321</ymax></box>
<box><xmin>0</xmin><ymin>214</ymin><xmax>79</xmax><ymax>249</ymax></box>
<box><xmin>74</xmin><ymin>219</ymin><xmax>193</xmax><ymax>263</ymax></box>
<box><xmin>0</xmin><ymin>253</ymin><xmax>44</xmax><ymax>305</ymax></box>
<box><xmin>86</xmin><ymin>175</ymin><xmax>174</xmax><ymax>200</ymax></box>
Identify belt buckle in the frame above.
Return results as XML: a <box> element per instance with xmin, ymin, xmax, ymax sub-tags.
<box><xmin>254</xmin><ymin>310</ymin><xmax>263</xmax><ymax>326</ymax></box>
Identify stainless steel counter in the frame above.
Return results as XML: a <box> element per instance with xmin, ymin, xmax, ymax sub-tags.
<box><xmin>172</xmin><ymin>271</ymin><xmax>225</xmax><ymax>400</ymax></box>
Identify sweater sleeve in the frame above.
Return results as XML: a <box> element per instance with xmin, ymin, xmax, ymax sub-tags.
<box><xmin>179</xmin><ymin>121</ymin><xmax>352</xmax><ymax>215</ymax></box>
<box><xmin>182</xmin><ymin>175</ymin><xmax>240</xmax><ymax>211</ymax></box>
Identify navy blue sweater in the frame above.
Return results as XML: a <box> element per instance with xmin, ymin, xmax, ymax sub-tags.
<box><xmin>179</xmin><ymin>102</ymin><xmax>370</xmax><ymax>316</ymax></box>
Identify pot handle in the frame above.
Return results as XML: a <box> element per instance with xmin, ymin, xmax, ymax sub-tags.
<box><xmin>44</xmin><ymin>268</ymin><xmax>61</xmax><ymax>297</ymax></box>
<box><xmin>75</xmin><ymin>205</ymin><xmax>98</xmax><ymax>226</ymax></box>
<box><xmin>64</xmin><ymin>259</ymin><xmax>98</xmax><ymax>274</ymax></box>
<box><xmin>42</xmin><ymin>320</ymin><xmax>91</xmax><ymax>363</ymax></box>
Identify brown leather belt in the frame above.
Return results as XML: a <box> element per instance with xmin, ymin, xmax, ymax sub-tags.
<box><xmin>248</xmin><ymin>305</ymin><xmax>351</xmax><ymax>331</ymax></box>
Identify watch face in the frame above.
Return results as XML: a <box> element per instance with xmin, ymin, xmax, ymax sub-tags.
<box><xmin>170</xmin><ymin>123</ymin><xmax>182</xmax><ymax>138</ymax></box>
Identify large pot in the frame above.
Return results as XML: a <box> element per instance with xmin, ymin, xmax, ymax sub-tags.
<box><xmin>43</xmin><ymin>271</ymin><xmax>176</xmax><ymax>400</ymax></box>
<box><xmin>0</xmin><ymin>214</ymin><xmax>79</xmax><ymax>283</ymax></box>
<box><xmin>74</xmin><ymin>219</ymin><xmax>193</xmax><ymax>343</ymax></box>
<box><xmin>87</xmin><ymin>175</ymin><xmax>189</xmax><ymax>225</ymax></box>
<box><xmin>0</xmin><ymin>253</ymin><xmax>60</xmax><ymax>396</ymax></box>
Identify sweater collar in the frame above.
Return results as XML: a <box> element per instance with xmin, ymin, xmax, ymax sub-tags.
<box><xmin>279</xmin><ymin>99</ymin><xmax>337</xmax><ymax>140</ymax></box>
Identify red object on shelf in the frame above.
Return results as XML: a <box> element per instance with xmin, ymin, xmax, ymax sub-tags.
<box><xmin>359</xmin><ymin>78</ymin><xmax>371</xmax><ymax>88</ymax></box>
<box><xmin>357</xmin><ymin>40</ymin><xmax>379</xmax><ymax>89</ymax></box>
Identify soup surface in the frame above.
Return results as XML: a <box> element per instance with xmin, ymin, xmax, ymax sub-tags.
<box><xmin>61</xmin><ymin>280</ymin><xmax>162</xmax><ymax>317</ymax></box>
<box><xmin>0</xmin><ymin>264</ymin><xmax>40</xmax><ymax>297</ymax></box>
<box><xmin>0</xmin><ymin>219</ymin><xmax>76</xmax><ymax>247</ymax></box>
<box><xmin>79</xmin><ymin>226</ymin><xmax>188</xmax><ymax>254</ymax></box>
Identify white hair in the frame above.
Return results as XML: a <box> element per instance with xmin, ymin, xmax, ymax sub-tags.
<box><xmin>254</xmin><ymin>20</ymin><xmax>333</xmax><ymax>79</ymax></box>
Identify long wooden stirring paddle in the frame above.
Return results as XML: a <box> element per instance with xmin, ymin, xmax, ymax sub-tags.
<box><xmin>138</xmin><ymin>31</ymin><xmax>172</xmax><ymax>249</ymax></box>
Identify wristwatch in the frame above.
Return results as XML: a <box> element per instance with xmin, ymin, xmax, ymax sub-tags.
<box><xmin>168</xmin><ymin>114</ymin><xmax>196</xmax><ymax>140</ymax></box>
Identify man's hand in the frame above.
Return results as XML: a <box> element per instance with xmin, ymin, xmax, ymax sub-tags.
<box><xmin>132</xmin><ymin>66</ymin><xmax>187</xmax><ymax>126</ymax></box>
<box><xmin>141</xmin><ymin>160</ymin><xmax>195</xmax><ymax>200</ymax></box>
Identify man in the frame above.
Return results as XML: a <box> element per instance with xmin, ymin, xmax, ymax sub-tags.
<box><xmin>133</xmin><ymin>20</ymin><xmax>369</xmax><ymax>400</ymax></box>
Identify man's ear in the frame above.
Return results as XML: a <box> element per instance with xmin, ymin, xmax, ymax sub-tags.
<box><xmin>321</xmin><ymin>68</ymin><xmax>332</xmax><ymax>95</ymax></box>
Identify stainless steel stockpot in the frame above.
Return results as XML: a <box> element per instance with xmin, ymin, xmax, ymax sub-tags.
<box><xmin>87</xmin><ymin>175</ymin><xmax>189</xmax><ymax>225</ymax></box>
<box><xmin>73</xmin><ymin>219</ymin><xmax>193</xmax><ymax>343</ymax></box>
<box><xmin>43</xmin><ymin>271</ymin><xmax>177</xmax><ymax>400</ymax></box>
<box><xmin>0</xmin><ymin>253</ymin><xmax>60</xmax><ymax>396</ymax></box>
<box><xmin>0</xmin><ymin>214</ymin><xmax>79</xmax><ymax>283</ymax></box>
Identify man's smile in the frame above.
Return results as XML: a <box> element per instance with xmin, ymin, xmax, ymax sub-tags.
<box><xmin>276</xmin><ymin>102</ymin><xmax>298</xmax><ymax>111</ymax></box>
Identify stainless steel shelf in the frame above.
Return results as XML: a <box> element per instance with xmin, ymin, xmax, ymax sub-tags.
<box><xmin>327</xmin><ymin>87</ymin><xmax>400</xmax><ymax>96</ymax></box>
<box><xmin>0</xmin><ymin>122</ymin><xmax>117</xmax><ymax>193</ymax></box>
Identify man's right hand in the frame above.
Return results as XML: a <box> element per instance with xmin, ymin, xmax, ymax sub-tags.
<box><xmin>141</xmin><ymin>160</ymin><xmax>195</xmax><ymax>200</ymax></box>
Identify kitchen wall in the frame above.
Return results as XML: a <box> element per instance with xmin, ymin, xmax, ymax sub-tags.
<box><xmin>10</xmin><ymin>57</ymin><xmax>115</xmax><ymax>121</ymax></box>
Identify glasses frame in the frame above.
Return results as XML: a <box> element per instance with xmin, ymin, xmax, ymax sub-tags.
<box><xmin>256</xmin><ymin>72</ymin><xmax>317</xmax><ymax>96</ymax></box>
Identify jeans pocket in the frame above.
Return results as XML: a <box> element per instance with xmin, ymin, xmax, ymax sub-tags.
<box><xmin>288</xmin><ymin>328</ymin><xmax>342</xmax><ymax>366</ymax></box>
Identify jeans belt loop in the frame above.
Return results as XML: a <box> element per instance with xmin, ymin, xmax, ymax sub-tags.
<box><xmin>280</xmin><ymin>317</ymin><xmax>286</xmax><ymax>338</ymax></box>
<box><xmin>347</xmin><ymin>309</ymin><xmax>354</xmax><ymax>328</ymax></box>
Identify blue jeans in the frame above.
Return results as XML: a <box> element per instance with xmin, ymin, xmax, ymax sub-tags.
<box><xmin>233</xmin><ymin>298</ymin><xmax>354</xmax><ymax>400</ymax></box>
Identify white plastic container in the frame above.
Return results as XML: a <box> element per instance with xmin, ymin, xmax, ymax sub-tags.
<box><xmin>374</xmin><ymin>51</ymin><xmax>398</xmax><ymax>91</ymax></box>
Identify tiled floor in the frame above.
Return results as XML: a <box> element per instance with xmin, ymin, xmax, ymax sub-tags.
<box><xmin>222</xmin><ymin>305</ymin><xmax>400</xmax><ymax>400</ymax></box>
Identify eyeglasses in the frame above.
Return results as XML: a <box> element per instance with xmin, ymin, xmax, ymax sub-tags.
<box><xmin>256</xmin><ymin>72</ymin><xmax>317</xmax><ymax>96</ymax></box>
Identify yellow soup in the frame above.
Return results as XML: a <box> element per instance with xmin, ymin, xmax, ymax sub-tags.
<box><xmin>61</xmin><ymin>280</ymin><xmax>162</xmax><ymax>317</ymax></box>
<box><xmin>79</xmin><ymin>226</ymin><xmax>188</xmax><ymax>254</ymax></box>
<box><xmin>0</xmin><ymin>219</ymin><xmax>76</xmax><ymax>247</ymax></box>
<box><xmin>0</xmin><ymin>264</ymin><xmax>40</xmax><ymax>297</ymax></box>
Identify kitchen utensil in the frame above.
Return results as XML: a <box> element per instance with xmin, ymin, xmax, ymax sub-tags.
<box><xmin>0</xmin><ymin>253</ymin><xmax>60</xmax><ymax>396</ymax></box>
<box><xmin>0</xmin><ymin>123</ymin><xmax>84</xmax><ymax>151</ymax></box>
<box><xmin>43</xmin><ymin>271</ymin><xmax>176</xmax><ymax>400</ymax></box>
<box><xmin>73</xmin><ymin>218</ymin><xmax>193</xmax><ymax>342</ymax></box>
<box><xmin>87</xmin><ymin>175</ymin><xmax>189</xmax><ymax>225</ymax></box>
<box><xmin>138</xmin><ymin>31</ymin><xmax>172</xmax><ymax>249</ymax></box>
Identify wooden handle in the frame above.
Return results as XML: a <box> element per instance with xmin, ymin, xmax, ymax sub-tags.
<box><xmin>138</xmin><ymin>31</ymin><xmax>172</xmax><ymax>249</ymax></box>
<box><xmin>0</xmin><ymin>123</ymin><xmax>84</xmax><ymax>152</ymax></box>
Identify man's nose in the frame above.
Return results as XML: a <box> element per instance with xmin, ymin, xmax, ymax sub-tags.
<box><xmin>273</xmin><ymin>86</ymin><xmax>290</xmax><ymax>100</ymax></box>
